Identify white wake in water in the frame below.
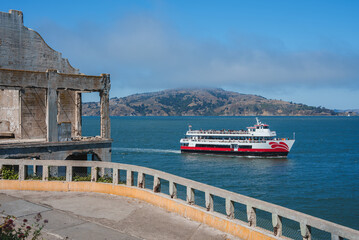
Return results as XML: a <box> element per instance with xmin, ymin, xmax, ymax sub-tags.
<box><xmin>113</xmin><ymin>147</ymin><xmax>181</xmax><ymax>154</ymax></box>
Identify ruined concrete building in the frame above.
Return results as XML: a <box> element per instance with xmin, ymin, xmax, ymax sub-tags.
<box><xmin>0</xmin><ymin>10</ymin><xmax>112</xmax><ymax>161</ymax></box>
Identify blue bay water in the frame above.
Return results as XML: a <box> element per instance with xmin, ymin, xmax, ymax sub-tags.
<box><xmin>83</xmin><ymin>116</ymin><xmax>359</xmax><ymax>230</ymax></box>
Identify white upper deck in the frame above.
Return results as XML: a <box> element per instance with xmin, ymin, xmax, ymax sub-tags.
<box><xmin>186</xmin><ymin>118</ymin><xmax>277</xmax><ymax>137</ymax></box>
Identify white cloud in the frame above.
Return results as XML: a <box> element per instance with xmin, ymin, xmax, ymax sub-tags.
<box><xmin>37</xmin><ymin>14</ymin><xmax>359</xmax><ymax>97</ymax></box>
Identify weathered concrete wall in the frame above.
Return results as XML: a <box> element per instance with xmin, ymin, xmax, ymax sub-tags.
<box><xmin>0</xmin><ymin>10</ymin><xmax>78</xmax><ymax>74</ymax></box>
<box><xmin>0</xmin><ymin>89</ymin><xmax>20</xmax><ymax>137</ymax></box>
<box><xmin>0</xmin><ymin>10</ymin><xmax>112</xmax><ymax>161</ymax></box>
<box><xmin>20</xmin><ymin>88</ymin><xmax>47</xmax><ymax>139</ymax></box>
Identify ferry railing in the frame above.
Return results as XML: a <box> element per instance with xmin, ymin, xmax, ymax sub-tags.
<box><xmin>181</xmin><ymin>138</ymin><xmax>289</xmax><ymax>144</ymax></box>
<box><xmin>187</xmin><ymin>130</ymin><xmax>250</xmax><ymax>135</ymax></box>
<box><xmin>0</xmin><ymin>159</ymin><xmax>358</xmax><ymax>240</ymax></box>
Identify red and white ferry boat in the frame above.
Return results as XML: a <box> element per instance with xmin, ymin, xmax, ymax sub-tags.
<box><xmin>180</xmin><ymin>118</ymin><xmax>295</xmax><ymax>157</ymax></box>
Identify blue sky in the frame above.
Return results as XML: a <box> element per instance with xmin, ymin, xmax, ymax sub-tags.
<box><xmin>2</xmin><ymin>0</ymin><xmax>359</xmax><ymax>109</ymax></box>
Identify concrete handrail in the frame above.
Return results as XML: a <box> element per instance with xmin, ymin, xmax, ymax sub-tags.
<box><xmin>1</xmin><ymin>159</ymin><xmax>358</xmax><ymax>240</ymax></box>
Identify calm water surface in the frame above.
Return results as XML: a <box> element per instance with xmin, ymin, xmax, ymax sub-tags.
<box><xmin>83</xmin><ymin>116</ymin><xmax>359</xmax><ymax>230</ymax></box>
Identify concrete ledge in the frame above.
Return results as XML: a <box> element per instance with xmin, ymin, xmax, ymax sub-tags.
<box><xmin>0</xmin><ymin>180</ymin><xmax>278</xmax><ymax>240</ymax></box>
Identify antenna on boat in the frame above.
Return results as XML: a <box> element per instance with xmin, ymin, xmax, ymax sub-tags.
<box><xmin>256</xmin><ymin>117</ymin><xmax>260</xmax><ymax>125</ymax></box>
<box><xmin>293</xmin><ymin>132</ymin><xmax>295</xmax><ymax>140</ymax></box>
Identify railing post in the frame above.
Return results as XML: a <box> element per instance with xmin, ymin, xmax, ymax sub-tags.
<box><xmin>169</xmin><ymin>181</ymin><xmax>177</xmax><ymax>198</ymax></box>
<box><xmin>186</xmin><ymin>186</ymin><xmax>195</xmax><ymax>205</ymax></box>
<box><xmin>32</xmin><ymin>158</ymin><xmax>36</xmax><ymax>175</ymax></box>
<box><xmin>137</xmin><ymin>172</ymin><xmax>145</xmax><ymax>188</ymax></box>
<box><xmin>300</xmin><ymin>223</ymin><xmax>312</xmax><ymax>240</ymax></box>
<box><xmin>66</xmin><ymin>166</ymin><xmax>72</xmax><ymax>182</ymax></box>
<box><xmin>19</xmin><ymin>164</ymin><xmax>25</xmax><ymax>180</ymax></box>
<box><xmin>91</xmin><ymin>167</ymin><xmax>98</xmax><ymax>182</ymax></box>
<box><xmin>153</xmin><ymin>175</ymin><xmax>161</xmax><ymax>192</ymax></box>
<box><xmin>205</xmin><ymin>191</ymin><xmax>213</xmax><ymax>211</ymax></box>
<box><xmin>272</xmin><ymin>213</ymin><xmax>282</xmax><ymax>237</ymax></box>
<box><xmin>113</xmin><ymin>168</ymin><xmax>118</xmax><ymax>185</ymax></box>
<box><xmin>42</xmin><ymin>166</ymin><xmax>48</xmax><ymax>181</ymax></box>
<box><xmin>226</xmin><ymin>198</ymin><xmax>234</xmax><ymax>219</ymax></box>
<box><xmin>247</xmin><ymin>205</ymin><xmax>257</xmax><ymax>227</ymax></box>
<box><xmin>126</xmin><ymin>170</ymin><xmax>133</xmax><ymax>186</ymax></box>
<box><xmin>331</xmin><ymin>234</ymin><xmax>343</xmax><ymax>240</ymax></box>
<box><xmin>98</xmin><ymin>167</ymin><xmax>105</xmax><ymax>177</ymax></box>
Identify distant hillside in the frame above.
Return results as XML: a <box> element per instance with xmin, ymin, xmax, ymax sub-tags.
<box><xmin>82</xmin><ymin>88</ymin><xmax>342</xmax><ymax>116</ymax></box>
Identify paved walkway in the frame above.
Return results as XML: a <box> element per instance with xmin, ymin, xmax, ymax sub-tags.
<box><xmin>0</xmin><ymin>190</ymin><xmax>239</xmax><ymax>240</ymax></box>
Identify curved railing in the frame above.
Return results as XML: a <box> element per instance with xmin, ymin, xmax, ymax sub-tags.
<box><xmin>0</xmin><ymin>159</ymin><xmax>358</xmax><ymax>240</ymax></box>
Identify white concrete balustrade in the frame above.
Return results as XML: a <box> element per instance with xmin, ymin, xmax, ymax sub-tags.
<box><xmin>0</xmin><ymin>159</ymin><xmax>358</xmax><ymax>240</ymax></box>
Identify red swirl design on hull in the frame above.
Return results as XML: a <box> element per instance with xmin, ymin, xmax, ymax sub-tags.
<box><xmin>269</xmin><ymin>142</ymin><xmax>289</xmax><ymax>152</ymax></box>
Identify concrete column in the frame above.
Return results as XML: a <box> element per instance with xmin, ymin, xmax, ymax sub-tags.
<box><xmin>42</xmin><ymin>166</ymin><xmax>48</xmax><ymax>181</ymax></box>
<box><xmin>46</xmin><ymin>70</ymin><xmax>59</xmax><ymax>142</ymax></box>
<box><xmin>74</xmin><ymin>92</ymin><xmax>82</xmax><ymax>137</ymax></box>
<box><xmin>19</xmin><ymin>164</ymin><xmax>25</xmax><ymax>180</ymax></box>
<box><xmin>113</xmin><ymin>168</ymin><xmax>118</xmax><ymax>184</ymax></box>
<box><xmin>66</xmin><ymin>166</ymin><xmax>72</xmax><ymax>182</ymax></box>
<box><xmin>126</xmin><ymin>170</ymin><xmax>133</xmax><ymax>186</ymax></box>
<box><xmin>186</xmin><ymin>187</ymin><xmax>195</xmax><ymax>205</ymax></box>
<box><xmin>91</xmin><ymin>167</ymin><xmax>98</xmax><ymax>182</ymax></box>
<box><xmin>272</xmin><ymin>213</ymin><xmax>282</xmax><ymax>237</ymax></box>
<box><xmin>153</xmin><ymin>175</ymin><xmax>161</xmax><ymax>192</ymax></box>
<box><xmin>137</xmin><ymin>172</ymin><xmax>145</xmax><ymax>188</ymax></box>
<box><xmin>300</xmin><ymin>223</ymin><xmax>312</xmax><ymax>240</ymax></box>
<box><xmin>247</xmin><ymin>206</ymin><xmax>257</xmax><ymax>227</ymax></box>
<box><xmin>225</xmin><ymin>198</ymin><xmax>234</xmax><ymax>219</ymax></box>
<box><xmin>169</xmin><ymin>181</ymin><xmax>177</xmax><ymax>198</ymax></box>
<box><xmin>100</xmin><ymin>74</ymin><xmax>110</xmax><ymax>139</ymax></box>
<box><xmin>205</xmin><ymin>191</ymin><xmax>213</xmax><ymax>211</ymax></box>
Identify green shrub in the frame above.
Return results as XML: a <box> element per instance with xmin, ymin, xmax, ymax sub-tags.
<box><xmin>25</xmin><ymin>175</ymin><xmax>42</xmax><ymax>180</ymax></box>
<box><xmin>73</xmin><ymin>175</ymin><xmax>91</xmax><ymax>182</ymax></box>
<box><xmin>1</xmin><ymin>166</ymin><xmax>18</xmax><ymax>180</ymax></box>
<box><xmin>48</xmin><ymin>176</ymin><xmax>66</xmax><ymax>181</ymax></box>
<box><xmin>97</xmin><ymin>175</ymin><xmax>113</xmax><ymax>183</ymax></box>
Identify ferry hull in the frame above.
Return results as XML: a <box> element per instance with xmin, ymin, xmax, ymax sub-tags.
<box><xmin>181</xmin><ymin>149</ymin><xmax>289</xmax><ymax>157</ymax></box>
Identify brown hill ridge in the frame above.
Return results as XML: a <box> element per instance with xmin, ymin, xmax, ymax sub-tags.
<box><xmin>82</xmin><ymin>88</ymin><xmax>338</xmax><ymax>116</ymax></box>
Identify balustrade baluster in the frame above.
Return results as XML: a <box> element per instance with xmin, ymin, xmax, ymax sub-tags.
<box><xmin>91</xmin><ymin>167</ymin><xmax>98</xmax><ymax>182</ymax></box>
<box><xmin>300</xmin><ymin>223</ymin><xmax>312</xmax><ymax>240</ymax></box>
<box><xmin>126</xmin><ymin>170</ymin><xmax>133</xmax><ymax>186</ymax></box>
<box><xmin>331</xmin><ymin>234</ymin><xmax>343</xmax><ymax>240</ymax></box>
<box><xmin>247</xmin><ymin>206</ymin><xmax>257</xmax><ymax>227</ymax></box>
<box><xmin>226</xmin><ymin>198</ymin><xmax>234</xmax><ymax>219</ymax></box>
<box><xmin>187</xmin><ymin>187</ymin><xmax>195</xmax><ymax>204</ymax></box>
<box><xmin>169</xmin><ymin>181</ymin><xmax>177</xmax><ymax>198</ymax></box>
<box><xmin>42</xmin><ymin>165</ymin><xmax>48</xmax><ymax>181</ymax></box>
<box><xmin>205</xmin><ymin>191</ymin><xmax>213</xmax><ymax>212</ymax></box>
<box><xmin>153</xmin><ymin>175</ymin><xmax>161</xmax><ymax>192</ymax></box>
<box><xmin>19</xmin><ymin>164</ymin><xmax>25</xmax><ymax>180</ymax></box>
<box><xmin>272</xmin><ymin>213</ymin><xmax>282</xmax><ymax>237</ymax></box>
<box><xmin>66</xmin><ymin>166</ymin><xmax>72</xmax><ymax>182</ymax></box>
<box><xmin>113</xmin><ymin>168</ymin><xmax>118</xmax><ymax>184</ymax></box>
<box><xmin>137</xmin><ymin>172</ymin><xmax>145</xmax><ymax>188</ymax></box>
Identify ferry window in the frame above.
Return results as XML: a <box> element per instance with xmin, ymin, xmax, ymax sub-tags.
<box><xmin>264</xmin><ymin>126</ymin><xmax>269</xmax><ymax>129</ymax></box>
<box><xmin>238</xmin><ymin>145</ymin><xmax>252</xmax><ymax>149</ymax></box>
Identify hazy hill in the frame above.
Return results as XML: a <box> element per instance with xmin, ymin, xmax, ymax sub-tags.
<box><xmin>82</xmin><ymin>88</ymin><xmax>341</xmax><ymax>116</ymax></box>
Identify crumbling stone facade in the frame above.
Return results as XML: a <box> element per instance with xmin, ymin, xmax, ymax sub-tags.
<box><xmin>0</xmin><ymin>10</ymin><xmax>111</xmax><ymax>161</ymax></box>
